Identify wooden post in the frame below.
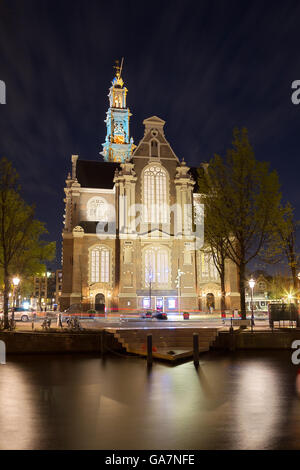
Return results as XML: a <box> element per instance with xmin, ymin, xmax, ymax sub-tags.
<box><xmin>193</xmin><ymin>333</ymin><xmax>199</xmax><ymax>367</ymax></box>
<box><xmin>101</xmin><ymin>330</ymin><xmax>105</xmax><ymax>356</ymax></box>
<box><xmin>147</xmin><ymin>334</ymin><xmax>153</xmax><ymax>367</ymax></box>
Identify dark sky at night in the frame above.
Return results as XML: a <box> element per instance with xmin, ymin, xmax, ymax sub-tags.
<box><xmin>0</xmin><ymin>0</ymin><xmax>300</xmax><ymax>270</ymax></box>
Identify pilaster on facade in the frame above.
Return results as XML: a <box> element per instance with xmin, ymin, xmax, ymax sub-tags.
<box><xmin>175</xmin><ymin>159</ymin><xmax>195</xmax><ymax>236</ymax></box>
<box><xmin>114</xmin><ymin>161</ymin><xmax>137</xmax><ymax>234</ymax></box>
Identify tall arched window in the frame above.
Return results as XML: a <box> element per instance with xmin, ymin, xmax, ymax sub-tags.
<box><xmin>144</xmin><ymin>246</ymin><xmax>169</xmax><ymax>287</ymax></box>
<box><xmin>87</xmin><ymin>197</ymin><xmax>108</xmax><ymax>222</ymax></box>
<box><xmin>143</xmin><ymin>165</ymin><xmax>168</xmax><ymax>223</ymax></box>
<box><xmin>90</xmin><ymin>246</ymin><xmax>110</xmax><ymax>283</ymax></box>
<box><xmin>200</xmin><ymin>252</ymin><xmax>218</xmax><ymax>280</ymax></box>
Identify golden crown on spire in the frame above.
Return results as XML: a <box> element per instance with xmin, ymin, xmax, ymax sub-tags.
<box><xmin>113</xmin><ymin>58</ymin><xmax>124</xmax><ymax>87</ymax></box>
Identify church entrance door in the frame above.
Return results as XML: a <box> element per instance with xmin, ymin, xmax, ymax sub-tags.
<box><xmin>206</xmin><ymin>293</ymin><xmax>215</xmax><ymax>311</ymax></box>
<box><xmin>95</xmin><ymin>293</ymin><xmax>105</xmax><ymax>312</ymax></box>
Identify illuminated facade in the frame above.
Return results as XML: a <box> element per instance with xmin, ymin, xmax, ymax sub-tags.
<box><xmin>61</xmin><ymin>67</ymin><xmax>239</xmax><ymax>313</ymax></box>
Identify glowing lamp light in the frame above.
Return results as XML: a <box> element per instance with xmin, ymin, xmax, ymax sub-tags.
<box><xmin>12</xmin><ymin>276</ymin><xmax>20</xmax><ymax>287</ymax></box>
<box><xmin>249</xmin><ymin>278</ymin><xmax>256</xmax><ymax>290</ymax></box>
<box><xmin>23</xmin><ymin>301</ymin><xmax>30</xmax><ymax>310</ymax></box>
<box><xmin>107</xmin><ymin>292</ymin><xmax>112</xmax><ymax>299</ymax></box>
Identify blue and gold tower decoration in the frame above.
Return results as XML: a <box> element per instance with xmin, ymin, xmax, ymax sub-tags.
<box><xmin>101</xmin><ymin>59</ymin><xmax>135</xmax><ymax>162</ymax></box>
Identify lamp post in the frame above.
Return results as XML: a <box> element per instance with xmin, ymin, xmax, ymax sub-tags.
<box><xmin>249</xmin><ymin>278</ymin><xmax>256</xmax><ymax>333</ymax></box>
<box><xmin>12</xmin><ymin>276</ymin><xmax>20</xmax><ymax>323</ymax></box>
<box><xmin>107</xmin><ymin>292</ymin><xmax>111</xmax><ymax>318</ymax></box>
<box><xmin>145</xmin><ymin>265</ymin><xmax>153</xmax><ymax>312</ymax></box>
<box><xmin>175</xmin><ymin>269</ymin><xmax>185</xmax><ymax>316</ymax></box>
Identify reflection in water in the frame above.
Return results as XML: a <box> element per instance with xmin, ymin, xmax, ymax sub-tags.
<box><xmin>296</xmin><ymin>369</ymin><xmax>300</xmax><ymax>397</ymax></box>
<box><xmin>0</xmin><ymin>363</ymin><xmax>46</xmax><ymax>449</ymax></box>
<box><xmin>0</xmin><ymin>351</ymin><xmax>298</xmax><ymax>449</ymax></box>
<box><xmin>234</xmin><ymin>362</ymin><xmax>282</xmax><ymax>450</ymax></box>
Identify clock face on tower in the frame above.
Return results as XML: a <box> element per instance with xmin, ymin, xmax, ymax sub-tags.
<box><xmin>114</xmin><ymin>122</ymin><xmax>124</xmax><ymax>134</ymax></box>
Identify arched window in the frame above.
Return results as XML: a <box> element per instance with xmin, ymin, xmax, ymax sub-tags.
<box><xmin>209</xmin><ymin>257</ymin><xmax>218</xmax><ymax>280</ymax></box>
<box><xmin>150</xmin><ymin>139</ymin><xmax>159</xmax><ymax>157</ymax></box>
<box><xmin>200</xmin><ymin>252</ymin><xmax>218</xmax><ymax>280</ymax></box>
<box><xmin>90</xmin><ymin>246</ymin><xmax>110</xmax><ymax>283</ymax></box>
<box><xmin>144</xmin><ymin>247</ymin><xmax>169</xmax><ymax>287</ymax></box>
<box><xmin>143</xmin><ymin>165</ymin><xmax>168</xmax><ymax>223</ymax></box>
<box><xmin>87</xmin><ymin>197</ymin><xmax>107</xmax><ymax>222</ymax></box>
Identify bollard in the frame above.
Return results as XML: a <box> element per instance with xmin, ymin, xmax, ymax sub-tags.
<box><xmin>101</xmin><ymin>330</ymin><xmax>105</xmax><ymax>356</ymax></box>
<box><xmin>147</xmin><ymin>334</ymin><xmax>153</xmax><ymax>367</ymax></box>
<box><xmin>229</xmin><ymin>323</ymin><xmax>236</xmax><ymax>351</ymax></box>
<box><xmin>193</xmin><ymin>333</ymin><xmax>199</xmax><ymax>367</ymax></box>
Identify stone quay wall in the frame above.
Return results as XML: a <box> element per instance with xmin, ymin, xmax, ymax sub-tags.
<box><xmin>213</xmin><ymin>330</ymin><xmax>300</xmax><ymax>350</ymax></box>
<box><xmin>0</xmin><ymin>331</ymin><xmax>121</xmax><ymax>354</ymax></box>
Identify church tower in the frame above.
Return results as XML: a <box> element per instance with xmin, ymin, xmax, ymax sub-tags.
<box><xmin>101</xmin><ymin>59</ymin><xmax>135</xmax><ymax>162</ymax></box>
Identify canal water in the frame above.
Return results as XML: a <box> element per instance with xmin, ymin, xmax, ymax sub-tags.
<box><xmin>0</xmin><ymin>350</ymin><xmax>299</xmax><ymax>450</ymax></box>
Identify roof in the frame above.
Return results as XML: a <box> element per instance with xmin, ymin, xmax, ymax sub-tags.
<box><xmin>76</xmin><ymin>160</ymin><xmax>120</xmax><ymax>189</ymax></box>
<box><xmin>75</xmin><ymin>158</ymin><xmax>201</xmax><ymax>193</ymax></box>
<box><xmin>143</xmin><ymin>115</ymin><xmax>166</xmax><ymax>126</ymax></box>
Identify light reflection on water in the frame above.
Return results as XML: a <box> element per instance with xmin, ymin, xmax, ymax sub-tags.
<box><xmin>0</xmin><ymin>351</ymin><xmax>299</xmax><ymax>450</ymax></box>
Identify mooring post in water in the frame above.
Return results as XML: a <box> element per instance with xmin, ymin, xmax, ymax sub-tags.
<box><xmin>147</xmin><ymin>334</ymin><xmax>153</xmax><ymax>367</ymax></box>
<box><xmin>101</xmin><ymin>330</ymin><xmax>105</xmax><ymax>356</ymax></box>
<box><xmin>229</xmin><ymin>322</ymin><xmax>236</xmax><ymax>352</ymax></box>
<box><xmin>193</xmin><ymin>333</ymin><xmax>199</xmax><ymax>367</ymax></box>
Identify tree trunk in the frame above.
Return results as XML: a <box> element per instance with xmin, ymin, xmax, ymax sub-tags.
<box><xmin>3</xmin><ymin>270</ymin><xmax>10</xmax><ymax>329</ymax></box>
<box><xmin>292</xmin><ymin>264</ymin><xmax>297</xmax><ymax>291</ymax></box>
<box><xmin>238</xmin><ymin>263</ymin><xmax>246</xmax><ymax>320</ymax></box>
<box><xmin>220</xmin><ymin>265</ymin><xmax>226</xmax><ymax>316</ymax></box>
<box><xmin>289</xmin><ymin>247</ymin><xmax>298</xmax><ymax>291</ymax></box>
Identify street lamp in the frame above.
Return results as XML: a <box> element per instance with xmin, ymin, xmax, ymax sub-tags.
<box><xmin>107</xmin><ymin>292</ymin><xmax>112</xmax><ymax>317</ymax></box>
<box><xmin>145</xmin><ymin>265</ymin><xmax>154</xmax><ymax>312</ymax></box>
<box><xmin>249</xmin><ymin>278</ymin><xmax>256</xmax><ymax>333</ymax></box>
<box><xmin>12</xmin><ymin>276</ymin><xmax>20</xmax><ymax>323</ymax></box>
<box><xmin>175</xmin><ymin>269</ymin><xmax>185</xmax><ymax>316</ymax></box>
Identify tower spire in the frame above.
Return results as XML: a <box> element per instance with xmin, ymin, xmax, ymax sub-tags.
<box><xmin>101</xmin><ymin>59</ymin><xmax>135</xmax><ymax>162</ymax></box>
<box><xmin>113</xmin><ymin>57</ymin><xmax>124</xmax><ymax>80</ymax></box>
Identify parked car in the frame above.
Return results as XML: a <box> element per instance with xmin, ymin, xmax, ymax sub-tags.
<box><xmin>152</xmin><ymin>311</ymin><xmax>168</xmax><ymax>320</ymax></box>
<box><xmin>0</xmin><ymin>307</ymin><xmax>35</xmax><ymax>322</ymax></box>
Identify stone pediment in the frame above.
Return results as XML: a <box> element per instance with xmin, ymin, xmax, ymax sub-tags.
<box><xmin>143</xmin><ymin>116</ymin><xmax>166</xmax><ymax>126</ymax></box>
<box><xmin>200</xmin><ymin>282</ymin><xmax>221</xmax><ymax>291</ymax></box>
<box><xmin>139</xmin><ymin>228</ymin><xmax>172</xmax><ymax>239</ymax></box>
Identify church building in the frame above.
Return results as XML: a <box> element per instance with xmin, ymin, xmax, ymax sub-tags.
<box><xmin>60</xmin><ymin>64</ymin><xmax>239</xmax><ymax>313</ymax></box>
